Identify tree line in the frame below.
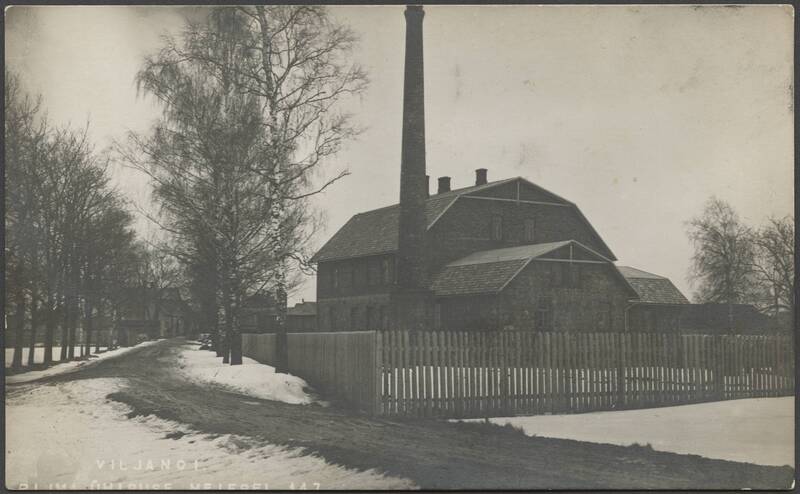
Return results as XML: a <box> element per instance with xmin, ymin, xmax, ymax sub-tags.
<box><xmin>4</xmin><ymin>71</ymin><xmax>175</xmax><ymax>370</ymax></box>
<box><xmin>117</xmin><ymin>6</ymin><xmax>367</xmax><ymax>366</ymax></box>
<box><xmin>687</xmin><ymin>197</ymin><xmax>794</xmax><ymax>323</ymax></box>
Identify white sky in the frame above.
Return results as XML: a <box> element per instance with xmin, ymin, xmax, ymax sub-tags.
<box><xmin>5</xmin><ymin>5</ymin><xmax>794</xmax><ymax>305</ymax></box>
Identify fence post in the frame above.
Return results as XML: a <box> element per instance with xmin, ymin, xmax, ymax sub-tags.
<box><xmin>374</xmin><ymin>331</ymin><xmax>383</xmax><ymax>415</ymax></box>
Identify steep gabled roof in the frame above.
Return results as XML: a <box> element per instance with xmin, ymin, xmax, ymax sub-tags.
<box><xmin>310</xmin><ymin>177</ymin><xmax>615</xmax><ymax>262</ymax></box>
<box><xmin>429</xmin><ymin>240</ymin><xmax>633</xmax><ymax>297</ymax></box>
<box><xmin>617</xmin><ymin>266</ymin><xmax>690</xmax><ymax>305</ymax></box>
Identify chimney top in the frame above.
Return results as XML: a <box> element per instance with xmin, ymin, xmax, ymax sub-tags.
<box><xmin>438</xmin><ymin>176</ymin><xmax>451</xmax><ymax>194</ymax></box>
<box><xmin>475</xmin><ymin>168</ymin><xmax>488</xmax><ymax>186</ymax></box>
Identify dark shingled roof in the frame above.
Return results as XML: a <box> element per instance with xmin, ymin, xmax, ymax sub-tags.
<box><xmin>430</xmin><ymin>240</ymin><xmax>634</xmax><ymax>297</ymax></box>
<box><xmin>310</xmin><ymin>192</ymin><xmax>460</xmax><ymax>262</ymax></box>
<box><xmin>617</xmin><ymin>266</ymin><xmax>690</xmax><ymax>305</ymax></box>
<box><xmin>311</xmin><ymin>177</ymin><xmax>616</xmax><ymax>263</ymax></box>
<box><xmin>287</xmin><ymin>301</ymin><xmax>317</xmax><ymax>317</ymax></box>
<box><xmin>430</xmin><ymin>260</ymin><xmax>528</xmax><ymax>296</ymax></box>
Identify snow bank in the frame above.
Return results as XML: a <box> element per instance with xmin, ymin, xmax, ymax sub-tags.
<box><xmin>5</xmin><ymin>378</ymin><xmax>414</xmax><ymax>490</ymax></box>
<box><xmin>177</xmin><ymin>347</ymin><xmax>316</xmax><ymax>405</ymax></box>
<box><xmin>462</xmin><ymin>398</ymin><xmax>794</xmax><ymax>467</ymax></box>
<box><xmin>5</xmin><ymin>340</ymin><xmax>163</xmax><ymax>385</ymax></box>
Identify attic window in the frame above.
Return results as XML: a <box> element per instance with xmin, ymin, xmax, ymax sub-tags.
<box><xmin>491</xmin><ymin>215</ymin><xmax>503</xmax><ymax>241</ymax></box>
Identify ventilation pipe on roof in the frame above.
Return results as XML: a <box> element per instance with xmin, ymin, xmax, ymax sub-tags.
<box><xmin>438</xmin><ymin>176</ymin><xmax>451</xmax><ymax>193</ymax></box>
<box><xmin>475</xmin><ymin>168</ymin><xmax>488</xmax><ymax>186</ymax></box>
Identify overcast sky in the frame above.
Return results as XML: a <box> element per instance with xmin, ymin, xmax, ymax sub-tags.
<box><xmin>5</xmin><ymin>5</ymin><xmax>794</xmax><ymax>305</ymax></box>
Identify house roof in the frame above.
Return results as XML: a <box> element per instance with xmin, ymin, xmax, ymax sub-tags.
<box><xmin>310</xmin><ymin>177</ymin><xmax>616</xmax><ymax>262</ymax></box>
<box><xmin>288</xmin><ymin>301</ymin><xmax>317</xmax><ymax>317</ymax></box>
<box><xmin>617</xmin><ymin>266</ymin><xmax>690</xmax><ymax>305</ymax></box>
<box><xmin>430</xmin><ymin>240</ymin><xmax>633</xmax><ymax>297</ymax></box>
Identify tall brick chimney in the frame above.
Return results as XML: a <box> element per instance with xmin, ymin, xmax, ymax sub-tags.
<box><xmin>397</xmin><ymin>5</ymin><xmax>427</xmax><ymax>290</ymax></box>
<box><xmin>437</xmin><ymin>176</ymin><xmax>451</xmax><ymax>193</ymax></box>
<box><xmin>475</xmin><ymin>168</ymin><xmax>488</xmax><ymax>186</ymax></box>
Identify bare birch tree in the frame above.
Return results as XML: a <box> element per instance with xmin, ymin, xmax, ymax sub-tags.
<box><xmin>123</xmin><ymin>6</ymin><xmax>366</xmax><ymax>365</ymax></box>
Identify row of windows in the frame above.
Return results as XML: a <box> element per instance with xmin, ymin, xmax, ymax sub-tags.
<box><xmin>322</xmin><ymin>258</ymin><xmax>394</xmax><ymax>292</ymax></box>
<box><xmin>490</xmin><ymin>216</ymin><xmax>536</xmax><ymax>242</ymax></box>
<box><xmin>327</xmin><ymin>305</ymin><xmax>390</xmax><ymax>331</ymax></box>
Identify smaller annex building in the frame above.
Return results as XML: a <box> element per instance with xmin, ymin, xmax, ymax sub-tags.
<box><xmin>617</xmin><ymin>266</ymin><xmax>690</xmax><ymax>332</ymax></box>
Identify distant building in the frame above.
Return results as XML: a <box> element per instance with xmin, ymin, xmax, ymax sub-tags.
<box><xmin>678</xmin><ymin>303</ymin><xmax>775</xmax><ymax>334</ymax></box>
<box><xmin>239</xmin><ymin>294</ymin><xmax>277</xmax><ymax>333</ymax></box>
<box><xmin>287</xmin><ymin>301</ymin><xmax>317</xmax><ymax>332</ymax></box>
<box><xmin>617</xmin><ymin>266</ymin><xmax>690</xmax><ymax>332</ymax></box>
<box><xmin>116</xmin><ymin>286</ymin><xmax>191</xmax><ymax>344</ymax></box>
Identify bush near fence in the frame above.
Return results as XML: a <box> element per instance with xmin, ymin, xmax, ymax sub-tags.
<box><xmin>242</xmin><ymin>330</ymin><xmax>794</xmax><ymax>419</ymax></box>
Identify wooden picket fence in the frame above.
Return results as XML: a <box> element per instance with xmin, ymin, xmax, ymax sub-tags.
<box><xmin>376</xmin><ymin>331</ymin><xmax>794</xmax><ymax>418</ymax></box>
<box><xmin>242</xmin><ymin>330</ymin><xmax>793</xmax><ymax>418</ymax></box>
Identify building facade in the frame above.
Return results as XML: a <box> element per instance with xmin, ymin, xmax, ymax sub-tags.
<box><xmin>310</xmin><ymin>5</ymin><xmax>688</xmax><ymax>333</ymax></box>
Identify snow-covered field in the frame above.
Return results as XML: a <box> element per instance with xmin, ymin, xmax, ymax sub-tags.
<box><xmin>177</xmin><ymin>347</ymin><xmax>319</xmax><ymax>405</ymax></box>
<box><xmin>6</xmin><ymin>341</ymin><xmax>161</xmax><ymax>385</ymax></box>
<box><xmin>5</xmin><ymin>378</ymin><xmax>414</xmax><ymax>490</ymax></box>
<box><xmin>5</xmin><ymin>347</ymin><xmax>108</xmax><ymax>368</ymax></box>
<box><xmin>466</xmin><ymin>398</ymin><xmax>793</xmax><ymax>467</ymax></box>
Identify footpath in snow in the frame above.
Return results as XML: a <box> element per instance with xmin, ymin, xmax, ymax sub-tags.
<box><xmin>466</xmin><ymin>397</ymin><xmax>793</xmax><ymax>467</ymax></box>
<box><xmin>177</xmin><ymin>345</ymin><xmax>320</xmax><ymax>405</ymax></box>
<box><xmin>5</xmin><ymin>377</ymin><xmax>414</xmax><ymax>490</ymax></box>
<box><xmin>5</xmin><ymin>341</ymin><xmax>163</xmax><ymax>385</ymax></box>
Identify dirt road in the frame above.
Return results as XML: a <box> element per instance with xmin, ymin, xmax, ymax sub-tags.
<box><xmin>13</xmin><ymin>338</ymin><xmax>793</xmax><ymax>489</ymax></box>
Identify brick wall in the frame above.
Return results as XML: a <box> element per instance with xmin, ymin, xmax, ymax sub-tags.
<box><xmin>317</xmin><ymin>253</ymin><xmax>397</xmax><ymax>300</ymax></box>
<box><xmin>426</xmin><ymin>197</ymin><xmax>613</xmax><ymax>272</ymax></box>
<box><xmin>316</xmin><ymin>294</ymin><xmax>393</xmax><ymax>331</ymax></box>
<box><xmin>501</xmin><ymin>261</ymin><xmax>630</xmax><ymax>332</ymax></box>
<box><xmin>436</xmin><ymin>260</ymin><xmax>630</xmax><ymax>332</ymax></box>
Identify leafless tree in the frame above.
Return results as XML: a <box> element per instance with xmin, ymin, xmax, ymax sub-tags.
<box><xmin>5</xmin><ymin>69</ymin><xmax>144</xmax><ymax>369</ymax></box>
<box><xmin>122</xmin><ymin>6</ymin><xmax>366</xmax><ymax>366</ymax></box>
<box><xmin>752</xmin><ymin>216</ymin><xmax>794</xmax><ymax>318</ymax></box>
<box><xmin>687</xmin><ymin>197</ymin><xmax>759</xmax><ymax>311</ymax></box>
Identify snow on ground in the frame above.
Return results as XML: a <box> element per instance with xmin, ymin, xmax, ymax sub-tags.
<box><xmin>177</xmin><ymin>346</ymin><xmax>318</xmax><ymax>405</ymax></box>
<box><xmin>5</xmin><ymin>378</ymin><xmax>414</xmax><ymax>490</ymax></box>
<box><xmin>5</xmin><ymin>341</ymin><xmax>162</xmax><ymax>385</ymax></box>
<box><xmin>464</xmin><ymin>398</ymin><xmax>793</xmax><ymax>467</ymax></box>
<box><xmin>5</xmin><ymin>347</ymin><xmax>109</xmax><ymax>368</ymax></box>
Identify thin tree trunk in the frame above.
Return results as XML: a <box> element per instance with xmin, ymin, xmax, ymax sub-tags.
<box><xmin>95</xmin><ymin>302</ymin><xmax>101</xmax><ymax>353</ymax></box>
<box><xmin>84</xmin><ymin>296</ymin><xmax>93</xmax><ymax>357</ymax></box>
<box><xmin>274</xmin><ymin>284</ymin><xmax>288</xmax><ymax>373</ymax></box>
<box><xmin>60</xmin><ymin>296</ymin><xmax>69</xmax><ymax>361</ymax></box>
<box><xmin>222</xmin><ymin>298</ymin><xmax>232</xmax><ymax>364</ymax></box>
<box><xmin>68</xmin><ymin>265</ymin><xmax>80</xmax><ymax>359</ymax></box>
<box><xmin>44</xmin><ymin>292</ymin><xmax>56</xmax><ymax>366</ymax></box>
<box><xmin>12</xmin><ymin>297</ymin><xmax>26</xmax><ymax>371</ymax></box>
<box><xmin>67</xmin><ymin>303</ymin><xmax>77</xmax><ymax>360</ymax></box>
<box><xmin>230</xmin><ymin>293</ymin><xmax>242</xmax><ymax>366</ymax></box>
<box><xmin>27</xmin><ymin>292</ymin><xmax>39</xmax><ymax>367</ymax></box>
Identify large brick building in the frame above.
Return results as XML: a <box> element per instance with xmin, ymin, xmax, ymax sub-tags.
<box><xmin>310</xmin><ymin>5</ymin><xmax>689</xmax><ymax>332</ymax></box>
